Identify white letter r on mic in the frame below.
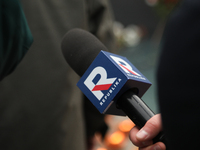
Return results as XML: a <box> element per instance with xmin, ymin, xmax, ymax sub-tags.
<box><xmin>84</xmin><ymin>66</ymin><xmax>116</xmax><ymax>100</ymax></box>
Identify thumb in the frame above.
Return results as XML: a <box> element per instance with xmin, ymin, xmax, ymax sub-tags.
<box><xmin>136</xmin><ymin>114</ymin><xmax>162</xmax><ymax>141</ymax></box>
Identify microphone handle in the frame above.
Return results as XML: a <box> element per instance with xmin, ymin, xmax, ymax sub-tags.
<box><xmin>117</xmin><ymin>90</ymin><xmax>167</xmax><ymax>145</ymax></box>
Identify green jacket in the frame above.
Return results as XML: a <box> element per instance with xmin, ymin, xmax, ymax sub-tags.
<box><xmin>0</xmin><ymin>0</ymin><xmax>33</xmax><ymax>80</ymax></box>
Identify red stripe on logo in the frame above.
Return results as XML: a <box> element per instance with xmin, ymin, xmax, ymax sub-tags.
<box><xmin>92</xmin><ymin>84</ymin><xmax>112</xmax><ymax>91</ymax></box>
<box><xmin>119</xmin><ymin>64</ymin><xmax>139</xmax><ymax>76</ymax></box>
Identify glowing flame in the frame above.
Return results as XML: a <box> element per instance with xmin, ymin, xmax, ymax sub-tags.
<box><xmin>96</xmin><ymin>148</ymin><xmax>107</xmax><ymax>150</ymax></box>
<box><xmin>106</xmin><ymin>131</ymin><xmax>125</xmax><ymax>145</ymax></box>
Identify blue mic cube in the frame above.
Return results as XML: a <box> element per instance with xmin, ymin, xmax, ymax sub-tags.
<box><xmin>77</xmin><ymin>51</ymin><xmax>151</xmax><ymax>116</ymax></box>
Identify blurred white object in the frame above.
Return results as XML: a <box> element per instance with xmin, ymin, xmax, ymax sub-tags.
<box><xmin>145</xmin><ymin>0</ymin><xmax>158</xmax><ymax>6</ymax></box>
<box><xmin>113</xmin><ymin>22</ymin><xmax>124</xmax><ymax>38</ymax></box>
<box><xmin>113</xmin><ymin>22</ymin><xmax>142</xmax><ymax>48</ymax></box>
<box><xmin>122</xmin><ymin>25</ymin><xmax>142</xmax><ymax>47</ymax></box>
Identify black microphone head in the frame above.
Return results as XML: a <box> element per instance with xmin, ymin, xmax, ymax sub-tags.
<box><xmin>61</xmin><ymin>28</ymin><xmax>108</xmax><ymax>76</ymax></box>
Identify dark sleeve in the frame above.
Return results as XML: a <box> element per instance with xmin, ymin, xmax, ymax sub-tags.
<box><xmin>156</xmin><ymin>0</ymin><xmax>200</xmax><ymax>149</ymax></box>
<box><xmin>0</xmin><ymin>0</ymin><xmax>33</xmax><ymax>81</ymax></box>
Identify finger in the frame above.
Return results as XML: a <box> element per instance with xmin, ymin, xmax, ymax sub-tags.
<box><xmin>139</xmin><ymin>142</ymin><xmax>166</xmax><ymax>150</ymax></box>
<box><xmin>136</xmin><ymin>114</ymin><xmax>162</xmax><ymax>141</ymax></box>
<box><xmin>129</xmin><ymin>126</ymin><xmax>153</xmax><ymax>147</ymax></box>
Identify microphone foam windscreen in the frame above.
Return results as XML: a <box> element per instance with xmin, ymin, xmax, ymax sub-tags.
<box><xmin>61</xmin><ymin>28</ymin><xmax>108</xmax><ymax>76</ymax></box>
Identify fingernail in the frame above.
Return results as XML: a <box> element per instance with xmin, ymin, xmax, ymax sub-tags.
<box><xmin>136</xmin><ymin>129</ymin><xmax>149</xmax><ymax>140</ymax></box>
<box><xmin>154</xmin><ymin>145</ymin><xmax>162</xmax><ymax>150</ymax></box>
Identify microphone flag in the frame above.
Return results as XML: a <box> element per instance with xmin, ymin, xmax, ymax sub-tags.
<box><xmin>77</xmin><ymin>51</ymin><xmax>151</xmax><ymax>116</ymax></box>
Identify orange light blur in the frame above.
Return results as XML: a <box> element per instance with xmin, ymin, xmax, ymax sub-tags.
<box><xmin>118</xmin><ymin>119</ymin><xmax>135</xmax><ymax>133</ymax></box>
<box><xmin>105</xmin><ymin>131</ymin><xmax>126</xmax><ymax>148</ymax></box>
<box><xmin>96</xmin><ymin>148</ymin><xmax>107</xmax><ymax>150</ymax></box>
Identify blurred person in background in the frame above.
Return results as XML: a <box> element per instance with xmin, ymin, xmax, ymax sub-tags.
<box><xmin>129</xmin><ymin>0</ymin><xmax>200</xmax><ymax>150</ymax></box>
<box><xmin>0</xmin><ymin>0</ymin><xmax>116</xmax><ymax>150</ymax></box>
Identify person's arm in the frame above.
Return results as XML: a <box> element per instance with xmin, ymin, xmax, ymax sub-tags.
<box><xmin>129</xmin><ymin>114</ymin><xmax>166</xmax><ymax>150</ymax></box>
<box><xmin>156</xmin><ymin>0</ymin><xmax>200</xmax><ymax>149</ymax></box>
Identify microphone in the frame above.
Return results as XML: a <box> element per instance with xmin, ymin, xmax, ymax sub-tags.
<box><xmin>61</xmin><ymin>28</ymin><xmax>166</xmax><ymax>144</ymax></box>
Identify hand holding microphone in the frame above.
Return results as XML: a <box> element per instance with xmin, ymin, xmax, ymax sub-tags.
<box><xmin>61</xmin><ymin>28</ymin><xmax>167</xmax><ymax>148</ymax></box>
<box><xmin>130</xmin><ymin>114</ymin><xmax>166</xmax><ymax>150</ymax></box>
